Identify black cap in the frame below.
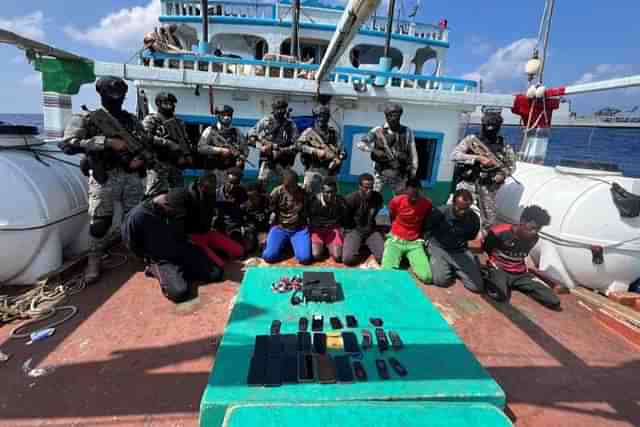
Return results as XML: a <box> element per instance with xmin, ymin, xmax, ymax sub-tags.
<box><xmin>384</xmin><ymin>103</ymin><xmax>403</xmax><ymax>115</ymax></box>
<box><xmin>156</xmin><ymin>92</ymin><xmax>177</xmax><ymax>104</ymax></box>
<box><xmin>95</xmin><ymin>76</ymin><xmax>128</xmax><ymax>98</ymax></box>
<box><xmin>272</xmin><ymin>98</ymin><xmax>288</xmax><ymax>109</ymax></box>
<box><xmin>214</xmin><ymin>105</ymin><xmax>234</xmax><ymax>115</ymax></box>
<box><xmin>481</xmin><ymin>111</ymin><xmax>504</xmax><ymax>126</ymax></box>
<box><xmin>312</xmin><ymin>105</ymin><xmax>331</xmax><ymax>116</ymax></box>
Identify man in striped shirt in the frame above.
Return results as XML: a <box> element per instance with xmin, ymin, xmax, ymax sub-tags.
<box><xmin>482</xmin><ymin>205</ymin><xmax>561</xmax><ymax>310</ymax></box>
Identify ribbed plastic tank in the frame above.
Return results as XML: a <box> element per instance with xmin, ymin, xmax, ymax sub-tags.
<box><xmin>496</xmin><ymin>161</ymin><xmax>640</xmax><ymax>292</ymax></box>
<box><xmin>0</xmin><ymin>125</ymin><xmax>89</xmax><ymax>285</ymax></box>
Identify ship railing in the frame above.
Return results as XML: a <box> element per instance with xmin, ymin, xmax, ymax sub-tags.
<box><xmin>362</xmin><ymin>17</ymin><xmax>448</xmax><ymax>42</ymax></box>
<box><xmin>163</xmin><ymin>1</ymin><xmax>276</xmax><ymax>20</ymax></box>
<box><xmin>140</xmin><ymin>51</ymin><xmax>477</xmax><ymax>93</ymax></box>
<box><xmin>162</xmin><ymin>1</ymin><xmax>446</xmax><ymax>42</ymax></box>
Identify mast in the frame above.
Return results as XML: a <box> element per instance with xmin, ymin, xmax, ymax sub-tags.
<box><xmin>374</xmin><ymin>0</ymin><xmax>396</xmax><ymax>86</ymax></box>
<box><xmin>383</xmin><ymin>0</ymin><xmax>396</xmax><ymax>57</ymax></box>
<box><xmin>538</xmin><ymin>0</ymin><xmax>555</xmax><ymax>84</ymax></box>
<box><xmin>199</xmin><ymin>0</ymin><xmax>209</xmax><ymax>54</ymax></box>
<box><xmin>292</xmin><ymin>0</ymin><xmax>301</xmax><ymax>60</ymax></box>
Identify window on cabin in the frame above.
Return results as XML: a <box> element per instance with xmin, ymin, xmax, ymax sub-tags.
<box><xmin>349</xmin><ymin>44</ymin><xmax>403</xmax><ymax>71</ymax></box>
<box><xmin>414</xmin><ymin>136</ymin><xmax>440</xmax><ymax>182</ymax></box>
<box><xmin>413</xmin><ymin>47</ymin><xmax>438</xmax><ymax>75</ymax></box>
<box><xmin>280</xmin><ymin>38</ymin><xmax>329</xmax><ymax>64</ymax></box>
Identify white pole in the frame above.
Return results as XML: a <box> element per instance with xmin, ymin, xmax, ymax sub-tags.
<box><xmin>563</xmin><ymin>74</ymin><xmax>640</xmax><ymax>96</ymax></box>
<box><xmin>315</xmin><ymin>0</ymin><xmax>382</xmax><ymax>87</ymax></box>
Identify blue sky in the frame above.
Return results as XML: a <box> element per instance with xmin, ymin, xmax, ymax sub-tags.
<box><xmin>1</xmin><ymin>0</ymin><xmax>638</xmax><ymax>114</ymax></box>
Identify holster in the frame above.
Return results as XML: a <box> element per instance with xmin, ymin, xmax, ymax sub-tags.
<box><xmin>81</xmin><ymin>154</ymin><xmax>109</xmax><ymax>184</ymax></box>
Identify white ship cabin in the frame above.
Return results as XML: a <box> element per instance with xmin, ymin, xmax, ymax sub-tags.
<box><xmin>158</xmin><ymin>0</ymin><xmax>449</xmax><ymax>76</ymax></box>
<box><xmin>124</xmin><ymin>0</ymin><xmax>490</xmax><ymax>202</ymax></box>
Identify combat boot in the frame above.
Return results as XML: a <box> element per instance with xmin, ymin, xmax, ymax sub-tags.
<box><xmin>85</xmin><ymin>253</ymin><xmax>102</xmax><ymax>284</ymax></box>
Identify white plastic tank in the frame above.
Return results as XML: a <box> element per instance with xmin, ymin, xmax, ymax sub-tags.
<box><xmin>496</xmin><ymin>161</ymin><xmax>640</xmax><ymax>293</ymax></box>
<box><xmin>0</xmin><ymin>124</ymin><xmax>89</xmax><ymax>285</ymax></box>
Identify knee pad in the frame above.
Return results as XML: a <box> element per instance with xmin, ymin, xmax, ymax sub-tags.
<box><xmin>90</xmin><ymin>216</ymin><xmax>113</xmax><ymax>239</ymax></box>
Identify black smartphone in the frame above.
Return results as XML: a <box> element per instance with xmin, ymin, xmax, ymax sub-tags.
<box><xmin>247</xmin><ymin>355</ymin><xmax>267</xmax><ymax>386</ymax></box>
<box><xmin>375</xmin><ymin>328</ymin><xmax>389</xmax><ymax>352</ymax></box>
<box><xmin>346</xmin><ymin>315</ymin><xmax>358</xmax><ymax>328</ymax></box>
<box><xmin>282</xmin><ymin>354</ymin><xmax>299</xmax><ymax>384</ymax></box>
<box><xmin>342</xmin><ymin>331</ymin><xmax>361</xmax><ymax>353</ymax></box>
<box><xmin>352</xmin><ymin>360</ymin><xmax>367</xmax><ymax>381</ymax></box>
<box><xmin>298</xmin><ymin>353</ymin><xmax>315</xmax><ymax>382</ymax></box>
<box><xmin>311</xmin><ymin>315</ymin><xmax>323</xmax><ymax>332</ymax></box>
<box><xmin>270</xmin><ymin>320</ymin><xmax>282</xmax><ymax>335</ymax></box>
<box><xmin>361</xmin><ymin>330</ymin><xmax>372</xmax><ymax>350</ymax></box>
<box><xmin>388</xmin><ymin>330</ymin><xmax>403</xmax><ymax>350</ymax></box>
<box><xmin>253</xmin><ymin>335</ymin><xmax>269</xmax><ymax>358</ymax></box>
<box><xmin>313</xmin><ymin>332</ymin><xmax>327</xmax><ymax>354</ymax></box>
<box><xmin>268</xmin><ymin>334</ymin><xmax>282</xmax><ymax>357</ymax></box>
<box><xmin>334</xmin><ymin>355</ymin><xmax>354</xmax><ymax>383</ymax></box>
<box><xmin>281</xmin><ymin>334</ymin><xmax>298</xmax><ymax>354</ymax></box>
<box><xmin>265</xmin><ymin>356</ymin><xmax>282</xmax><ymax>387</ymax></box>
<box><xmin>298</xmin><ymin>317</ymin><xmax>308</xmax><ymax>332</ymax></box>
<box><xmin>388</xmin><ymin>357</ymin><xmax>408</xmax><ymax>377</ymax></box>
<box><xmin>375</xmin><ymin>359</ymin><xmax>390</xmax><ymax>380</ymax></box>
<box><xmin>330</xmin><ymin>316</ymin><xmax>343</xmax><ymax>330</ymax></box>
<box><xmin>315</xmin><ymin>354</ymin><xmax>337</xmax><ymax>384</ymax></box>
<box><xmin>297</xmin><ymin>331</ymin><xmax>312</xmax><ymax>352</ymax></box>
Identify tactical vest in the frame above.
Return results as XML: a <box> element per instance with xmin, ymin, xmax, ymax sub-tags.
<box><xmin>205</xmin><ymin>126</ymin><xmax>241</xmax><ymax>170</ymax></box>
<box><xmin>83</xmin><ymin>110</ymin><xmax>145</xmax><ymax>182</ymax></box>
<box><xmin>261</xmin><ymin>118</ymin><xmax>296</xmax><ymax>167</ymax></box>
<box><xmin>301</xmin><ymin>126</ymin><xmax>339</xmax><ymax>170</ymax></box>
<box><xmin>454</xmin><ymin>135</ymin><xmax>509</xmax><ymax>186</ymax></box>
<box><xmin>371</xmin><ymin>125</ymin><xmax>411</xmax><ymax>173</ymax></box>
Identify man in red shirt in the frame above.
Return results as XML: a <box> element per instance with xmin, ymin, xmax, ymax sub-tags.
<box><xmin>483</xmin><ymin>205</ymin><xmax>561</xmax><ymax>310</ymax></box>
<box><xmin>381</xmin><ymin>178</ymin><xmax>433</xmax><ymax>283</ymax></box>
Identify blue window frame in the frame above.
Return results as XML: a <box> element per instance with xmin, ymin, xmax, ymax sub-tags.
<box><xmin>342</xmin><ymin>125</ymin><xmax>443</xmax><ymax>188</ymax></box>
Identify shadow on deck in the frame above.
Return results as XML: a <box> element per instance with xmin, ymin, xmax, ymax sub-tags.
<box><xmin>0</xmin><ymin>252</ymin><xmax>638</xmax><ymax>426</ymax></box>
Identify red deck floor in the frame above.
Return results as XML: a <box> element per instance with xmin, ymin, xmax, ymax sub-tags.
<box><xmin>0</xmin><ymin>253</ymin><xmax>638</xmax><ymax>427</ymax></box>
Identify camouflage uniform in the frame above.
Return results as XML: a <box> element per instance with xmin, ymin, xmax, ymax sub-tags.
<box><xmin>451</xmin><ymin>131</ymin><xmax>516</xmax><ymax>233</ymax></box>
<box><xmin>62</xmin><ymin>109</ymin><xmax>153</xmax><ymax>281</ymax></box>
<box><xmin>298</xmin><ymin>105</ymin><xmax>346</xmax><ymax>194</ymax></box>
<box><xmin>60</xmin><ymin>76</ymin><xmax>154</xmax><ymax>283</ymax></box>
<box><xmin>248</xmin><ymin>100</ymin><xmax>299</xmax><ymax>186</ymax></box>
<box><xmin>142</xmin><ymin>111</ymin><xmax>191</xmax><ymax>197</ymax></box>
<box><xmin>198</xmin><ymin>121</ymin><xmax>248</xmax><ymax>187</ymax></box>
<box><xmin>357</xmin><ymin>116</ymin><xmax>418</xmax><ymax>194</ymax></box>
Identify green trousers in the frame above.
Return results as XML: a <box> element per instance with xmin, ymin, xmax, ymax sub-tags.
<box><xmin>382</xmin><ymin>235</ymin><xmax>432</xmax><ymax>283</ymax></box>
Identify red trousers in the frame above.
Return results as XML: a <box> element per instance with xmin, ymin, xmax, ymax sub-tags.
<box><xmin>190</xmin><ymin>231</ymin><xmax>244</xmax><ymax>268</ymax></box>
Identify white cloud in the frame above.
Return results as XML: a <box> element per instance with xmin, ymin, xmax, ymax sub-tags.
<box><xmin>64</xmin><ymin>0</ymin><xmax>161</xmax><ymax>52</ymax></box>
<box><xmin>574</xmin><ymin>64</ymin><xmax>640</xmax><ymax>94</ymax></box>
<box><xmin>466</xmin><ymin>35</ymin><xmax>493</xmax><ymax>56</ymax></box>
<box><xmin>0</xmin><ymin>11</ymin><xmax>46</xmax><ymax>41</ymax></box>
<box><xmin>574</xmin><ymin>64</ymin><xmax>635</xmax><ymax>85</ymax></box>
<box><xmin>20</xmin><ymin>73</ymin><xmax>41</xmax><ymax>87</ymax></box>
<box><xmin>463</xmin><ymin>38</ymin><xmax>537</xmax><ymax>92</ymax></box>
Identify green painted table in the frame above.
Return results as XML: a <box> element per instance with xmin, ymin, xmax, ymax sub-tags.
<box><xmin>200</xmin><ymin>267</ymin><xmax>506</xmax><ymax>427</ymax></box>
<box><xmin>223</xmin><ymin>403</ymin><xmax>513</xmax><ymax>427</ymax></box>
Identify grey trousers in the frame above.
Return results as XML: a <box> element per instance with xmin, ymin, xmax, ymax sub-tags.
<box><xmin>427</xmin><ymin>241</ymin><xmax>484</xmax><ymax>292</ymax></box>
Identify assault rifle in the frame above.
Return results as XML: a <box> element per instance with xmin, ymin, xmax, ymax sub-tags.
<box><xmin>300</xmin><ymin>128</ymin><xmax>345</xmax><ymax>173</ymax></box>
<box><xmin>205</xmin><ymin>127</ymin><xmax>255</xmax><ymax>167</ymax></box>
<box><xmin>160</xmin><ymin>117</ymin><xmax>193</xmax><ymax>165</ymax></box>
<box><xmin>374</xmin><ymin>128</ymin><xmax>409</xmax><ymax>173</ymax></box>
